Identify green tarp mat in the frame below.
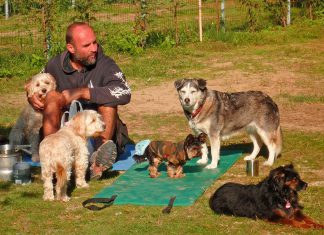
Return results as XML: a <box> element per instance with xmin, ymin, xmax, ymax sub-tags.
<box><xmin>94</xmin><ymin>150</ymin><xmax>242</xmax><ymax>206</ymax></box>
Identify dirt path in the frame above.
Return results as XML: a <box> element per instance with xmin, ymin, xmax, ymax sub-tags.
<box><xmin>120</xmin><ymin>70</ymin><xmax>324</xmax><ymax>133</ymax></box>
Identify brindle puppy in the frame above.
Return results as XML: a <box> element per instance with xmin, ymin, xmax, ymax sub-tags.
<box><xmin>133</xmin><ymin>133</ymin><xmax>207</xmax><ymax>178</ymax></box>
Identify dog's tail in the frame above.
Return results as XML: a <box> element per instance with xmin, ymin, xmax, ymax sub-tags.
<box><xmin>56</xmin><ymin>163</ymin><xmax>67</xmax><ymax>197</ymax></box>
<box><xmin>132</xmin><ymin>154</ymin><xmax>147</xmax><ymax>163</ymax></box>
<box><xmin>275</xmin><ymin>125</ymin><xmax>283</xmax><ymax>158</ymax></box>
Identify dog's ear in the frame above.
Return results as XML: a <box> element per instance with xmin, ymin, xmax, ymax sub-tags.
<box><xmin>285</xmin><ymin>163</ymin><xmax>294</xmax><ymax>169</ymax></box>
<box><xmin>25</xmin><ymin>79</ymin><xmax>34</xmax><ymax>97</ymax></box>
<box><xmin>198</xmin><ymin>133</ymin><xmax>207</xmax><ymax>143</ymax></box>
<box><xmin>174</xmin><ymin>79</ymin><xmax>186</xmax><ymax>90</ymax></box>
<box><xmin>197</xmin><ymin>78</ymin><xmax>207</xmax><ymax>91</ymax></box>
<box><xmin>270</xmin><ymin>167</ymin><xmax>285</xmax><ymax>191</ymax></box>
<box><xmin>184</xmin><ymin>134</ymin><xmax>194</xmax><ymax>145</ymax></box>
<box><xmin>70</xmin><ymin>112</ymin><xmax>87</xmax><ymax>137</ymax></box>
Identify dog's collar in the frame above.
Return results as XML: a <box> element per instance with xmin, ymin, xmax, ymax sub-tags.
<box><xmin>190</xmin><ymin>104</ymin><xmax>203</xmax><ymax>118</ymax></box>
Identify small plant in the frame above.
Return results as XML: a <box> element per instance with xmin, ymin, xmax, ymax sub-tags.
<box><xmin>31</xmin><ymin>54</ymin><xmax>46</xmax><ymax>68</ymax></box>
<box><xmin>107</xmin><ymin>31</ymin><xmax>145</xmax><ymax>55</ymax></box>
<box><xmin>0</xmin><ymin>69</ymin><xmax>13</xmax><ymax>78</ymax></box>
<box><xmin>134</xmin><ymin>0</ymin><xmax>148</xmax><ymax>33</ymax></box>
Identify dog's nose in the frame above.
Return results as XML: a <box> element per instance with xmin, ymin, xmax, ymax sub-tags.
<box><xmin>184</xmin><ymin>98</ymin><xmax>190</xmax><ymax>104</ymax></box>
<box><xmin>42</xmin><ymin>88</ymin><xmax>47</xmax><ymax>93</ymax></box>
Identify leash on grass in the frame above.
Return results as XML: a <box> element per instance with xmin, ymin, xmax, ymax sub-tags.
<box><xmin>82</xmin><ymin>195</ymin><xmax>117</xmax><ymax>211</ymax></box>
<box><xmin>162</xmin><ymin>196</ymin><xmax>176</xmax><ymax>214</ymax></box>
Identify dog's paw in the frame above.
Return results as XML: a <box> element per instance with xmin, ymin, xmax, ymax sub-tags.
<box><xmin>263</xmin><ymin>160</ymin><xmax>274</xmax><ymax>166</ymax></box>
<box><xmin>60</xmin><ymin>196</ymin><xmax>70</xmax><ymax>202</ymax></box>
<box><xmin>205</xmin><ymin>162</ymin><xmax>218</xmax><ymax>169</ymax></box>
<box><xmin>244</xmin><ymin>155</ymin><xmax>255</xmax><ymax>161</ymax></box>
<box><xmin>150</xmin><ymin>172</ymin><xmax>160</xmax><ymax>178</ymax></box>
<box><xmin>197</xmin><ymin>158</ymin><xmax>208</xmax><ymax>164</ymax></box>
<box><xmin>43</xmin><ymin>194</ymin><xmax>54</xmax><ymax>201</ymax></box>
<box><xmin>177</xmin><ymin>173</ymin><xmax>185</xmax><ymax>178</ymax></box>
<box><xmin>76</xmin><ymin>182</ymin><xmax>89</xmax><ymax>188</ymax></box>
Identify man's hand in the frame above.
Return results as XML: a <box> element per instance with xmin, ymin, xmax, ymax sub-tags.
<box><xmin>62</xmin><ymin>88</ymin><xmax>90</xmax><ymax>105</ymax></box>
<box><xmin>27</xmin><ymin>94</ymin><xmax>44</xmax><ymax>111</ymax></box>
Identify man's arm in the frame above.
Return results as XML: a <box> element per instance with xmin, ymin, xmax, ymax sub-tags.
<box><xmin>61</xmin><ymin>88</ymin><xmax>90</xmax><ymax>106</ymax></box>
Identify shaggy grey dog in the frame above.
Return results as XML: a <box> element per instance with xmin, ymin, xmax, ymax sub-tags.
<box><xmin>9</xmin><ymin>73</ymin><xmax>56</xmax><ymax>162</ymax></box>
<box><xmin>175</xmin><ymin>78</ymin><xmax>282</xmax><ymax>168</ymax></box>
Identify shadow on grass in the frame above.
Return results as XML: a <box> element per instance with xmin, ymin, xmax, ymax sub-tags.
<box><xmin>0</xmin><ymin>125</ymin><xmax>10</xmax><ymax>144</ymax></box>
<box><xmin>221</xmin><ymin>142</ymin><xmax>269</xmax><ymax>159</ymax></box>
<box><xmin>20</xmin><ymin>191</ymin><xmax>40</xmax><ymax>198</ymax></box>
<box><xmin>0</xmin><ymin>181</ymin><xmax>13</xmax><ymax>191</ymax></box>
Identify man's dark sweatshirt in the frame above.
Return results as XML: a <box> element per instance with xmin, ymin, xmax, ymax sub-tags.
<box><xmin>45</xmin><ymin>46</ymin><xmax>131</xmax><ymax>107</ymax></box>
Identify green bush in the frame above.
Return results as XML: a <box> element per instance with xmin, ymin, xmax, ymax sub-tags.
<box><xmin>0</xmin><ymin>68</ymin><xmax>13</xmax><ymax>78</ymax></box>
<box><xmin>107</xmin><ymin>30</ymin><xmax>145</xmax><ymax>55</ymax></box>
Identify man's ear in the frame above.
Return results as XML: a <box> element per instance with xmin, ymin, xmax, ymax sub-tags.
<box><xmin>66</xmin><ymin>43</ymin><xmax>75</xmax><ymax>54</ymax></box>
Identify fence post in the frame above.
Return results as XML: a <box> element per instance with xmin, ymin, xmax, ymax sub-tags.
<box><xmin>221</xmin><ymin>0</ymin><xmax>225</xmax><ymax>32</ymax></box>
<box><xmin>173</xmin><ymin>0</ymin><xmax>179</xmax><ymax>46</ymax></box>
<box><xmin>5</xmin><ymin>0</ymin><xmax>9</xmax><ymax>20</ymax></box>
<box><xmin>198</xmin><ymin>0</ymin><xmax>202</xmax><ymax>42</ymax></box>
<box><xmin>287</xmin><ymin>0</ymin><xmax>291</xmax><ymax>26</ymax></box>
<box><xmin>215</xmin><ymin>0</ymin><xmax>220</xmax><ymax>32</ymax></box>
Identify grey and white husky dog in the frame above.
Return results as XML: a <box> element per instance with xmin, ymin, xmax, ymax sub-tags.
<box><xmin>174</xmin><ymin>78</ymin><xmax>282</xmax><ymax>168</ymax></box>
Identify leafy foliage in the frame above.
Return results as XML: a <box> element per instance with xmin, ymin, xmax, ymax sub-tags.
<box><xmin>239</xmin><ymin>0</ymin><xmax>265</xmax><ymax>31</ymax></box>
<box><xmin>264</xmin><ymin>0</ymin><xmax>288</xmax><ymax>27</ymax></box>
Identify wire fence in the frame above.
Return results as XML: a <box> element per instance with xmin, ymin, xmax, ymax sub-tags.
<box><xmin>0</xmin><ymin>0</ymin><xmax>317</xmax><ymax>58</ymax></box>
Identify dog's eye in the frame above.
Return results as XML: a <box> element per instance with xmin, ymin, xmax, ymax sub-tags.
<box><xmin>36</xmin><ymin>83</ymin><xmax>40</xmax><ymax>87</ymax></box>
<box><xmin>45</xmin><ymin>81</ymin><xmax>50</xmax><ymax>85</ymax></box>
<box><xmin>191</xmin><ymin>91</ymin><xmax>196</xmax><ymax>94</ymax></box>
<box><xmin>181</xmin><ymin>90</ymin><xmax>186</xmax><ymax>94</ymax></box>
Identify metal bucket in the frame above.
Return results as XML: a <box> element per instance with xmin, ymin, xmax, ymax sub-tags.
<box><xmin>246</xmin><ymin>159</ymin><xmax>259</xmax><ymax>177</ymax></box>
<box><xmin>0</xmin><ymin>144</ymin><xmax>31</xmax><ymax>181</ymax></box>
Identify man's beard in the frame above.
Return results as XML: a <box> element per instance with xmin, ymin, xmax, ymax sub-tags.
<box><xmin>74</xmin><ymin>52</ymin><xmax>97</xmax><ymax>67</ymax></box>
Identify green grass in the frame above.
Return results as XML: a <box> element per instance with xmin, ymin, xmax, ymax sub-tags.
<box><xmin>0</xmin><ymin>128</ymin><xmax>323</xmax><ymax>234</ymax></box>
<box><xmin>278</xmin><ymin>94</ymin><xmax>324</xmax><ymax>104</ymax></box>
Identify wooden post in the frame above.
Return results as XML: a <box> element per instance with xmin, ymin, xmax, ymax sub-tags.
<box><xmin>173</xmin><ymin>0</ymin><xmax>179</xmax><ymax>46</ymax></box>
<box><xmin>287</xmin><ymin>0</ymin><xmax>291</xmax><ymax>26</ymax></box>
<box><xmin>5</xmin><ymin>0</ymin><xmax>9</xmax><ymax>20</ymax></box>
<box><xmin>221</xmin><ymin>0</ymin><xmax>225</xmax><ymax>32</ymax></box>
<box><xmin>215</xmin><ymin>0</ymin><xmax>219</xmax><ymax>32</ymax></box>
<box><xmin>198</xmin><ymin>0</ymin><xmax>202</xmax><ymax>42</ymax></box>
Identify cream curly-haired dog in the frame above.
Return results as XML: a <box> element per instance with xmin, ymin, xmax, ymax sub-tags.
<box><xmin>9</xmin><ymin>73</ymin><xmax>56</xmax><ymax>161</ymax></box>
<box><xmin>39</xmin><ymin>110</ymin><xmax>105</xmax><ymax>202</ymax></box>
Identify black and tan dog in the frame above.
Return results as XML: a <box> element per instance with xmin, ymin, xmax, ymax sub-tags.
<box><xmin>133</xmin><ymin>133</ymin><xmax>207</xmax><ymax>178</ymax></box>
<box><xmin>210</xmin><ymin>164</ymin><xmax>324</xmax><ymax>229</ymax></box>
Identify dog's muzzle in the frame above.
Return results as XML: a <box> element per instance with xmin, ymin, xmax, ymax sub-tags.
<box><xmin>298</xmin><ymin>181</ymin><xmax>308</xmax><ymax>191</ymax></box>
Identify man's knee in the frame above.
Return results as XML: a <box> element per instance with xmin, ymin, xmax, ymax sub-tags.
<box><xmin>44</xmin><ymin>91</ymin><xmax>65</xmax><ymax>112</ymax></box>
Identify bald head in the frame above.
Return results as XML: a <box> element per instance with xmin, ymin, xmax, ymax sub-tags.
<box><xmin>66</xmin><ymin>22</ymin><xmax>94</xmax><ymax>45</ymax></box>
